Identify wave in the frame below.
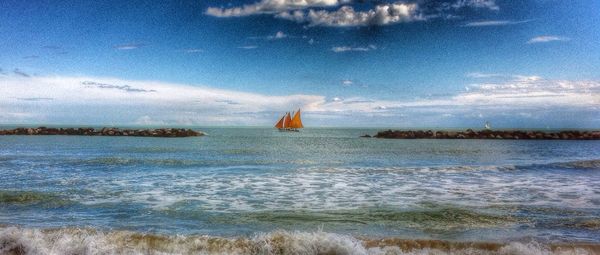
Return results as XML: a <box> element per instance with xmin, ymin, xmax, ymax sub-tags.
<box><xmin>1</xmin><ymin>226</ymin><xmax>598</xmax><ymax>255</ymax></box>
<box><xmin>298</xmin><ymin>165</ymin><xmax>518</xmax><ymax>174</ymax></box>
<box><xmin>198</xmin><ymin>205</ymin><xmax>519</xmax><ymax>231</ymax></box>
<box><xmin>0</xmin><ymin>191</ymin><xmax>74</xmax><ymax>208</ymax></box>
<box><xmin>6</xmin><ymin>154</ymin><xmax>599</xmax><ymax>173</ymax></box>
<box><xmin>54</xmin><ymin>157</ymin><xmax>313</xmax><ymax>168</ymax></box>
<box><xmin>301</xmin><ymin>158</ymin><xmax>600</xmax><ymax>174</ymax></box>
<box><xmin>551</xmin><ymin>159</ymin><xmax>600</xmax><ymax>170</ymax></box>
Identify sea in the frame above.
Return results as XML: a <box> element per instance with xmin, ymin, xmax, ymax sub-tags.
<box><xmin>1</xmin><ymin>127</ymin><xmax>599</xmax><ymax>255</ymax></box>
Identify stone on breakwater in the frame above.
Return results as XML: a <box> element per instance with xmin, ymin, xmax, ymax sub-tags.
<box><xmin>0</xmin><ymin>127</ymin><xmax>204</xmax><ymax>137</ymax></box>
<box><xmin>373</xmin><ymin>129</ymin><xmax>600</xmax><ymax>140</ymax></box>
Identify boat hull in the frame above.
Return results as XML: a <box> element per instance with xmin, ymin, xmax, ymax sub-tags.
<box><xmin>278</xmin><ymin>128</ymin><xmax>300</xmax><ymax>132</ymax></box>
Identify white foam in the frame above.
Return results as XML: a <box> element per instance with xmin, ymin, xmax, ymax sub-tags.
<box><xmin>60</xmin><ymin>164</ymin><xmax>600</xmax><ymax>212</ymax></box>
<box><xmin>0</xmin><ymin>227</ymin><xmax>595</xmax><ymax>255</ymax></box>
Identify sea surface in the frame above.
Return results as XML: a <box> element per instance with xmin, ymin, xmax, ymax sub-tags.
<box><xmin>1</xmin><ymin>127</ymin><xmax>599</xmax><ymax>254</ymax></box>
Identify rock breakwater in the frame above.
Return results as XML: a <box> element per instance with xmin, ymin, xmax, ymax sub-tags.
<box><xmin>0</xmin><ymin>127</ymin><xmax>203</xmax><ymax>137</ymax></box>
<box><xmin>373</xmin><ymin>129</ymin><xmax>600</xmax><ymax>140</ymax></box>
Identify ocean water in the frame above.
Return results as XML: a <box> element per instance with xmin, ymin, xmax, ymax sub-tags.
<box><xmin>1</xmin><ymin>127</ymin><xmax>599</xmax><ymax>254</ymax></box>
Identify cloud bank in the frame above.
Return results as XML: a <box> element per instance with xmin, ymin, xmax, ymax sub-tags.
<box><xmin>207</xmin><ymin>0</ymin><xmax>500</xmax><ymax>27</ymax></box>
<box><xmin>0</xmin><ymin>74</ymin><xmax>598</xmax><ymax>127</ymax></box>
<box><xmin>206</xmin><ymin>0</ymin><xmax>350</xmax><ymax>17</ymax></box>
<box><xmin>278</xmin><ymin>3</ymin><xmax>423</xmax><ymax>27</ymax></box>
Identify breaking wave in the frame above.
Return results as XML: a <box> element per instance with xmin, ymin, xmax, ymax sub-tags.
<box><xmin>0</xmin><ymin>227</ymin><xmax>598</xmax><ymax>255</ymax></box>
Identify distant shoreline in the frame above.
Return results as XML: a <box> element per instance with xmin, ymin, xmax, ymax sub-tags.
<box><xmin>0</xmin><ymin>127</ymin><xmax>203</xmax><ymax>137</ymax></box>
<box><xmin>368</xmin><ymin>129</ymin><xmax>600</xmax><ymax>140</ymax></box>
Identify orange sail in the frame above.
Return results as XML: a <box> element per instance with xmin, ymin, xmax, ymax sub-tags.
<box><xmin>283</xmin><ymin>112</ymin><xmax>292</xmax><ymax>128</ymax></box>
<box><xmin>289</xmin><ymin>109</ymin><xmax>304</xmax><ymax>128</ymax></box>
<box><xmin>274</xmin><ymin>116</ymin><xmax>285</xmax><ymax>128</ymax></box>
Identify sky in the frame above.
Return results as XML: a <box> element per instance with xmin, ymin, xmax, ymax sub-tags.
<box><xmin>0</xmin><ymin>0</ymin><xmax>599</xmax><ymax>128</ymax></box>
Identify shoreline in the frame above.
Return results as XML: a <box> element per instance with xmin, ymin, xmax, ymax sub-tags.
<box><xmin>369</xmin><ymin>129</ymin><xmax>600</xmax><ymax>140</ymax></box>
<box><xmin>0</xmin><ymin>127</ymin><xmax>203</xmax><ymax>137</ymax></box>
<box><xmin>1</xmin><ymin>226</ymin><xmax>599</xmax><ymax>255</ymax></box>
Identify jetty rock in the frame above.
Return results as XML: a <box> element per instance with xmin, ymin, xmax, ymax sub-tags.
<box><xmin>0</xmin><ymin>127</ymin><xmax>204</xmax><ymax>137</ymax></box>
<box><xmin>373</xmin><ymin>129</ymin><xmax>600</xmax><ymax>140</ymax></box>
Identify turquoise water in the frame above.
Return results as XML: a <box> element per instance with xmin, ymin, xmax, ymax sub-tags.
<box><xmin>1</xmin><ymin>128</ymin><xmax>600</xmax><ymax>254</ymax></box>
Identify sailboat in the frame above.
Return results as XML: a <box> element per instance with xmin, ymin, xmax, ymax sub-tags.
<box><xmin>274</xmin><ymin>109</ymin><xmax>304</xmax><ymax>132</ymax></box>
<box><xmin>484</xmin><ymin>121</ymin><xmax>491</xmax><ymax>130</ymax></box>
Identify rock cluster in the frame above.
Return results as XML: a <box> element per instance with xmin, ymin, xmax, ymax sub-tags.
<box><xmin>0</xmin><ymin>127</ymin><xmax>204</xmax><ymax>137</ymax></box>
<box><xmin>373</xmin><ymin>129</ymin><xmax>600</xmax><ymax>140</ymax></box>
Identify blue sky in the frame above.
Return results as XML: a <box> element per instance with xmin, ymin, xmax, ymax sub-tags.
<box><xmin>1</xmin><ymin>0</ymin><xmax>599</xmax><ymax>127</ymax></box>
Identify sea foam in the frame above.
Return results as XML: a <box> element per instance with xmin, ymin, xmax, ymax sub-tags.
<box><xmin>0</xmin><ymin>227</ymin><xmax>597</xmax><ymax>255</ymax></box>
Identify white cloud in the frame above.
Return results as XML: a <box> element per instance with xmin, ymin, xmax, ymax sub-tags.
<box><xmin>462</xmin><ymin>20</ymin><xmax>529</xmax><ymax>27</ymax></box>
<box><xmin>284</xmin><ymin>3</ymin><xmax>423</xmax><ymax>27</ymax></box>
<box><xmin>310</xmin><ymin>76</ymin><xmax>599</xmax><ymax>126</ymax></box>
<box><xmin>0</xmin><ymin>75</ymin><xmax>325</xmax><ymax>125</ymax></box>
<box><xmin>135</xmin><ymin>115</ymin><xmax>165</xmax><ymax>125</ymax></box>
<box><xmin>341</xmin><ymin>79</ymin><xmax>353</xmax><ymax>86</ymax></box>
<box><xmin>452</xmin><ymin>0</ymin><xmax>499</xmax><ymax>11</ymax></box>
<box><xmin>276</xmin><ymin>10</ymin><xmax>306</xmax><ymax>22</ymax></box>
<box><xmin>238</xmin><ymin>45</ymin><xmax>258</xmax><ymax>49</ymax></box>
<box><xmin>268</xmin><ymin>31</ymin><xmax>288</xmax><ymax>40</ymax></box>
<box><xmin>332</xmin><ymin>45</ymin><xmax>376</xmax><ymax>52</ymax></box>
<box><xmin>466</xmin><ymin>72</ymin><xmax>503</xmax><ymax>78</ymax></box>
<box><xmin>208</xmin><ymin>0</ymin><xmax>502</xmax><ymax>27</ymax></box>
<box><xmin>206</xmin><ymin>0</ymin><xmax>349</xmax><ymax>17</ymax></box>
<box><xmin>527</xmin><ymin>35</ymin><xmax>570</xmax><ymax>44</ymax></box>
<box><xmin>114</xmin><ymin>43</ymin><xmax>144</xmax><ymax>50</ymax></box>
<box><xmin>1</xmin><ymin>74</ymin><xmax>598</xmax><ymax>127</ymax></box>
<box><xmin>184</xmin><ymin>48</ymin><xmax>203</xmax><ymax>53</ymax></box>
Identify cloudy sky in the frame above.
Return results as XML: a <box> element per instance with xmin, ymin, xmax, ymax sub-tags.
<box><xmin>1</xmin><ymin>0</ymin><xmax>599</xmax><ymax>127</ymax></box>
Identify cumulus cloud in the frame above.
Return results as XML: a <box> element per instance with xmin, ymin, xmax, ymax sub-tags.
<box><xmin>280</xmin><ymin>3</ymin><xmax>423</xmax><ymax>27</ymax></box>
<box><xmin>208</xmin><ymin>0</ymin><xmax>503</xmax><ymax>27</ymax></box>
<box><xmin>1</xmin><ymin>74</ymin><xmax>597</xmax><ymax>127</ymax></box>
<box><xmin>276</xmin><ymin>10</ymin><xmax>306</xmax><ymax>22</ymax></box>
<box><xmin>332</xmin><ymin>45</ymin><xmax>376</xmax><ymax>52</ymax></box>
<box><xmin>206</xmin><ymin>0</ymin><xmax>349</xmax><ymax>17</ymax></box>
<box><xmin>451</xmin><ymin>0</ymin><xmax>498</xmax><ymax>10</ymax></box>
<box><xmin>527</xmin><ymin>35</ymin><xmax>570</xmax><ymax>44</ymax></box>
